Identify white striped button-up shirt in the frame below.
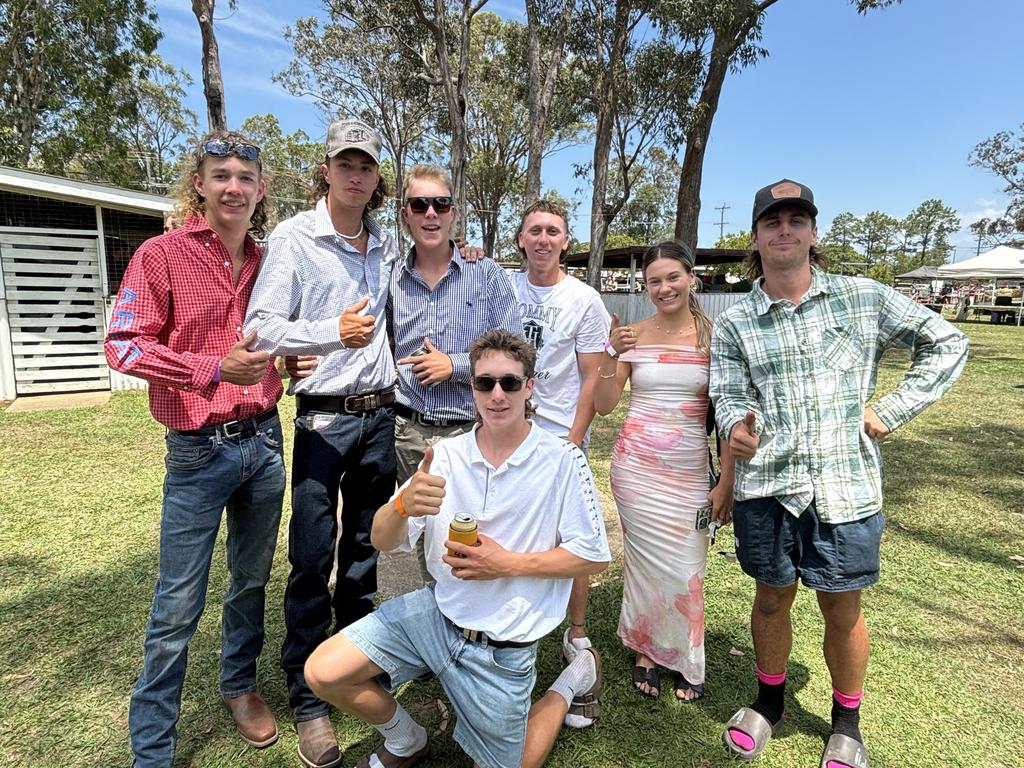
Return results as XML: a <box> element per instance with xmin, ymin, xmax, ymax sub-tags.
<box><xmin>245</xmin><ymin>198</ymin><xmax>400</xmax><ymax>396</ymax></box>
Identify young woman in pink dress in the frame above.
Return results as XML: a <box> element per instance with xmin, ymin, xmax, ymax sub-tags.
<box><xmin>594</xmin><ymin>240</ymin><xmax>735</xmax><ymax>701</ymax></box>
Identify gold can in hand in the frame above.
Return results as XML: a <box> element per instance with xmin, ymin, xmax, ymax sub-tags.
<box><xmin>447</xmin><ymin>513</ymin><xmax>479</xmax><ymax>558</ymax></box>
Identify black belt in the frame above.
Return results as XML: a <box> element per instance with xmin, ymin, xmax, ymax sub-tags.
<box><xmin>296</xmin><ymin>388</ymin><xmax>395</xmax><ymax>415</ymax></box>
<box><xmin>176</xmin><ymin>406</ymin><xmax>278</xmax><ymax>440</ymax></box>
<box><xmin>392</xmin><ymin>402</ymin><xmax>475</xmax><ymax>429</ymax></box>
<box><xmin>444</xmin><ymin>616</ymin><xmax>534</xmax><ymax>649</ymax></box>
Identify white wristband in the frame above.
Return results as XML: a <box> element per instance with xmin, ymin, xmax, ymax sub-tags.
<box><xmin>603</xmin><ymin>340</ymin><xmax>618</xmax><ymax>358</ymax></box>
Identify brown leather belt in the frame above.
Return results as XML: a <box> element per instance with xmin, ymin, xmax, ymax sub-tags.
<box><xmin>296</xmin><ymin>388</ymin><xmax>395</xmax><ymax>415</ymax></box>
<box><xmin>444</xmin><ymin>616</ymin><xmax>534</xmax><ymax>649</ymax></box>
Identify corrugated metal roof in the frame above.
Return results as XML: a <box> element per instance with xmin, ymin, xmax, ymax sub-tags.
<box><xmin>0</xmin><ymin>165</ymin><xmax>173</xmax><ymax>215</ymax></box>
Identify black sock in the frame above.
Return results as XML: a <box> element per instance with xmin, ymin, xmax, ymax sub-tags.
<box><xmin>831</xmin><ymin>699</ymin><xmax>863</xmax><ymax>744</ymax></box>
<box><xmin>750</xmin><ymin>678</ymin><xmax>785</xmax><ymax>725</ymax></box>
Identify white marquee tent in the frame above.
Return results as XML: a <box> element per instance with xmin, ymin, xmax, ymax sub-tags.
<box><xmin>936</xmin><ymin>245</ymin><xmax>1024</xmax><ymax>279</ymax></box>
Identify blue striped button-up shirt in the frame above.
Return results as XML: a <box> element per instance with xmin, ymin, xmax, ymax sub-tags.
<box><xmin>710</xmin><ymin>268</ymin><xmax>968</xmax><ymax>523</ymax></box>
<box><xmin>389</xmin><ymin>244</ymin><xmax>522</xmax><ymax>421</ymax></box>
<box><xmin>244</xmin><ymin>198</ymin><xmax>400</xmax><ymax>396</ymax></box>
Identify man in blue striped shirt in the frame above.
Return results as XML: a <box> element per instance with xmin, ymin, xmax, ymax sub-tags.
<box><xmin>389</xmin><ymin>164</ymin><xmax>522</xmax><ymax>486</ymax></box>
<box><xmin>712</xmin><ymin>179</ymin><xmax>968</xmax><ymax>768</ymax></box>
<box><xmin>245</xmin><ymin>118</ymin><xmax>399</xmax><ymax>768</ymax></box>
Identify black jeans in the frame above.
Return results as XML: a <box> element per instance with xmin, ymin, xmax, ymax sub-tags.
<box><xmin>281</xmin><ymin>405</ymin><xmax>396</xmax><ymax>721</ymax></box>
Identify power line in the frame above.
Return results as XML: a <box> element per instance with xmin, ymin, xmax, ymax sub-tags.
<box><xmin>711</xmin><ymin>203</ymin><xmax>730</xmax><ymax>241</ymax></box>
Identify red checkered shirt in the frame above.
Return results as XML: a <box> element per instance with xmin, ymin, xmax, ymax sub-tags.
<box><xmin>104</xmin><ymin>215</ymin><xmax>282</xmax><ymax>430</ymax></box>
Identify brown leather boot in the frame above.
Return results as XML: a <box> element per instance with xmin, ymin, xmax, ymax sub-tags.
<box><xmin>223</xmin><ymin>691</ymin><xmax>279</xmax><ymax>748</ymax></box>
<box><xmin>296</xmin><ymin>715</ymin><xmax>341</xmax><ymax>768</ymax></box>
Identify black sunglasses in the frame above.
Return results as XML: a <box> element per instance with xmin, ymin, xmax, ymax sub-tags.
<box><xmin>203</xmin><ymin>139</ymin><xmax>261</xmax><ymax>162</ymax></box>
<box><xmin>471</xmin><ymin>374</ymin><xmax>528</xmax><ymax>393</ymax></box>
<box><xmin>406</xmin><ymin>196</ymin><xmax>453</xmax><ymax>214</ymax></box>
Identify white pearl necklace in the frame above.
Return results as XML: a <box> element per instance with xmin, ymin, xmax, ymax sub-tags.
<box><xmin>337</xmin><ymin>220</ymin><xmax>365</xmax><ymax>240</ymax></box>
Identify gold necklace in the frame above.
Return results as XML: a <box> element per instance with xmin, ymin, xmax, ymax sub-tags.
<box><xmin>654</xmin><ymin>318</ymin><xmax>694</xmax><ymax>335</ymax></box>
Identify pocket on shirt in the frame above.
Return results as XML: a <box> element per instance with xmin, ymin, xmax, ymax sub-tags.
<box><xmin>821</xmin><ymin>328</ymin><xmax>862</xmax><ymax>370</ymax></box>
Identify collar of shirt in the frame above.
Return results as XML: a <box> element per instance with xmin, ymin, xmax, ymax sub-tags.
<box><xmin>751</xmin><ymin>265</ymin><xmax>830</xmax><ymax>316</ymax></box>
<box><xmin>182</xmin><ymin>213</ymin><xmax>261</xmax><ymax>262</ymax></box>
<box><xmin>402</xmin><ymin>241</ymin><xmax>464</xmax><ymax>279</ymax></box>
<box><xmin>465</xmin><ymin>422</ymin><xmax>541</xmax><ymax>470</ymax></box>
<box><xmin>312</xmin><ymin>197</ymin><xmax>385</xmax><ymax>252</ymax></box>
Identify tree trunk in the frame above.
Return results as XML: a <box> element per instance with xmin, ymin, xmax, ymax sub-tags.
<box><xmin>191</xmin><ymin>0</ymin><xmax>228</xmax><ymax>131</ymax></box>
<box><xmin>524</xmin><ymin>0</ymin><xmax>573</xmax><ymax>202</ymax></box>
<box><xmin>586</xmin><ymin>0</ymin><xmax>631</xmax><ymax>289</ymax></box>
<box><xmin>672</xmin><ymin>35</ymin><xmax>730</xmax><ymax>249</ymax></box>
<box><xmin>673</xmin><ymin>0</ymin><xmax>779</xmax><ymax>248</ymax></box>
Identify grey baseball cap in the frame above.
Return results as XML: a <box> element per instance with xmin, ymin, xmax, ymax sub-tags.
<box><xmin>751</xmin><ymin>179</ymin><xmax>818</xmax><ymax>228</ymax></box>
<box><xmin>326</xmin><ymin>118</ymin><xmax>381</xmax><ymax>164</ymax></box>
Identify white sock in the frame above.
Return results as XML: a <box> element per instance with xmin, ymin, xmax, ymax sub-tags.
<box><xmin>549</xmin><ymin>648</ymin><xmax>596</xmax><ymax>706</ymax></box>
<box><xmin>561</xmin><ymin>626</ymin><xmax>592</xmax><ymax>663</ymax></box>
<box><xmin>372</xmin><ymin>702</ymin><xmax>427</xmax><ymax>758</ymax></box>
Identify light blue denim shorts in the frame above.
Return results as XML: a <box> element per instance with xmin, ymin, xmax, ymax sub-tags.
<box><xmin>342</xmin><ymin>586</ymin><xmax>538</xmax><ymax>768</ymax></box>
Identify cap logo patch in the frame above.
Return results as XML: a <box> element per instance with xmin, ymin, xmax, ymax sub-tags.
<box><xmin>346</xmin><ymin>128</ymin><xmax>368</xmax><ymax>142</ymax></box>
<box><xmin>771</xmin><ymin>182</ymin><xmax>801</xmax><ymax>199</ymax></box>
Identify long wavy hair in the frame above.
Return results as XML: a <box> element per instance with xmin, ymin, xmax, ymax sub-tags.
<box><xmin>174</xmin><ymin>130</ymin><xmax>273</xmax><ymax>238</ymax></box>
<box><xmin>641</xmin><ymin>240</ymin><xmax>713</xmax><ymax>355</ymax></box>
<box><xmin>310</xmin><ymin>154</ymin><xmax>389</xmax><ymax>214</ymax></box>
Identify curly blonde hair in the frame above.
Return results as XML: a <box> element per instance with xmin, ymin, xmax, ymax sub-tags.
<box><xmin>174</xmin><ymin>130</ymin><xmax>274</xmax><ymax>238</ymax></box>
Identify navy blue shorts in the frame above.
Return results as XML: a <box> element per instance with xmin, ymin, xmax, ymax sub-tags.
<box><xmin>732</xmin><ymin>497</ymin><xmax>884</xmax><ymax>592</ymax></box>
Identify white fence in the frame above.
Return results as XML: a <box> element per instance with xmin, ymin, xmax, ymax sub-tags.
<box><xmin>600</xmin><ymin>291</ymin><xmax>747</xmax><ymax>324</ymax></box>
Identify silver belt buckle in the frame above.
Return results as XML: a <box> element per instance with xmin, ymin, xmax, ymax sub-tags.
<box><xmin>220</xmin><ymin>419</ymin><xmax>243</xmax><ymax>438</ymax></box>
<box><xmin>364</xmin><ymin>393</ymin><xmax>380</xmax><ymax>410</ymax></box>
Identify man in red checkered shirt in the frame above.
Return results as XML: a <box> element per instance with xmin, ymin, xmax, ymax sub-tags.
<box><xmin>105</xmin><ymin>130</ymin><xmax>286</xmax><ymax>768</ymax></box>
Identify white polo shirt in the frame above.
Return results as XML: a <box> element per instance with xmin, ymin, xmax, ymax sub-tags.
<box><xmin>391</xmin><ymin>422</ymin><xmax>610</xmax><ymax>643</ymax></box>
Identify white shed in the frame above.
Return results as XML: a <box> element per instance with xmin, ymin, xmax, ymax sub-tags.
<box><xmin>0</xmin><ymin>166</ymin><xmax>171</xmax><ymax>400</ymax></box>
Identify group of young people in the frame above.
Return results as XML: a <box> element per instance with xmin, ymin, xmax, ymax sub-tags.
<box><xmin>106</xmin><ymin>119</ymin><xmax>968</xmax><ymax>768</ymax></box>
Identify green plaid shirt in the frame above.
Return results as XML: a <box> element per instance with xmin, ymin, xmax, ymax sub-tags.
<box><xmin>710</xmin><ymin>268</ymin><xmax>968</xmax><ymax>523</ymax></box>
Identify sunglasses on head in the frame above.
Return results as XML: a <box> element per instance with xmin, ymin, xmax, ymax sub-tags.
<box><xmin>406</xmin><ymin>196</ymin><xmax>453</xmax><ymax>214</ymax></box>
<box><xmin>203</xmin><ymin>139</ymin><xmax>261</xmax><ymax>162</ymax></box>
<box><xmin>471</xmin><ymin>374</ymin><xmax>528</xmax><ymax>393</ymax></box>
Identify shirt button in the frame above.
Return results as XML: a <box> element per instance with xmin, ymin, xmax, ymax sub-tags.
<box><xmin>184</xmin><ymin>384</ymin><xmax>192</xmax><ymax>391</ymax></box>
<box><xmin>224</xmin><ymin>261</ymin><xmax>230</xmax><ymax>267</ymax></box>
<box><xmin>236</xmin><ymin>326</ymin><xmax>242</xmax><ymax>332</ymax></box>
<box><xmin>243</xmin><ymin>389</ymin><xmax>249</xmax><ymax>395</ymax></box>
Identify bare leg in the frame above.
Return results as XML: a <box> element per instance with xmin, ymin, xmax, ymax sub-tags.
<box><xmin>567</xmin><ymin>576</ymin><xmax>589</xmax><ymax>641</ymax></box>
<box><xmin>305</xmin><ymin>633</ymin><xmax>396</xmax><ymax>725</ymax></box>
<box><xmin>751</xmin><ymin>581</ymin><xmax>799</xmax><ymax>675</ymax></box>
<box><xmin>520</xmin><ymin>692</ymin><xmax>569</xmax><ymax>768</ymax></box>
<box><xmin>816</xmin><ymin>590</ymin><xmax>869</xmax><ymax>694</ymax></box>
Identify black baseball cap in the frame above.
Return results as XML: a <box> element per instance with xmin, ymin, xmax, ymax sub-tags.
<box><xmin>751</xmin><ymin>179</ymin><xmax>818</xmax><ymax>228</ymax></box>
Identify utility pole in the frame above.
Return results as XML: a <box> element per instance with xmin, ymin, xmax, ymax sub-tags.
<box><xmin>714</xmin><ymin>203</ymin><xmax>730</xmax><ymax>242</ymax></box>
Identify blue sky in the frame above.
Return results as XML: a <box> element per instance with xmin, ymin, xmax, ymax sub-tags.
<box><xmin>152</xmin><ymin>0</ymin><xmax>1023</xmax><ymax>260</ymax></box>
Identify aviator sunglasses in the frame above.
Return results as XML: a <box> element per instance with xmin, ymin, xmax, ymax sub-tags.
<box><xmin>203</xmin><ymin>139</ymin><xmax>262</xmax><ymax>162</ymax></box>
<box><xmin>471</xmin><ymin>374</ymin><xmax>528</xmax><ymax>393</ymax></box>
<box><xmin>406</xmin><ymin>196</ymin><xmax>453</xmax><ymax>214</ymax></box>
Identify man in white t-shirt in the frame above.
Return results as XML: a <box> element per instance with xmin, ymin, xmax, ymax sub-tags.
<box><xmin>510</xmin><ymin>199</ymin><xmax>611</xmax><ymax>724</ymax></box>
<box><xmin>304</xmin><ymin>329</ymin><xmax>610</xmax><ymax>768</ymax></box>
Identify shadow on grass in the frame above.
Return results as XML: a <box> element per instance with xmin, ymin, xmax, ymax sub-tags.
<box><xmin>879</xmin><ymin>420</ymin><xmax>1024</xmax><ymax>572</ymax></box>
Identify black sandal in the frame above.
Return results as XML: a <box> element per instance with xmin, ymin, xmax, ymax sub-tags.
<box><xmin>673</xmin><ymin>671</ymin><xmax>704</xmax><ymax>702</ymax></box>
<box><xmin>631</xmin><ymin>665</ymin><xmax>660</xmax><ymax>699</ymax></box>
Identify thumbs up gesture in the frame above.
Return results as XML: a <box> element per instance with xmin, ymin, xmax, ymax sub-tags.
<box><xmin>729</xmin><ymin>410</ymin><xmax>760</xmax><ymax>460</ymax></box>
<box><xmin>338</xmin><ymin>296</ymin><xmax>376</xmax><ymax>348</ymax></box>
<box><xmin>399</xmin><ymin>446</ymin><xmax>446</xmax><ymax>517</ymax></box>
<box><xmin>396</xmin><ymin>337</ymin><xmax>453</xmax><ymax>386</ymax></box>
<box><xmin>608</xmin><ymin>312</ymin><xmax>637</xmax><ymax>355</ymax></box>
<box><xmin>219</xmin><ymin>331</ymin><xmax>272</xmax><ymax>385</ymax></box>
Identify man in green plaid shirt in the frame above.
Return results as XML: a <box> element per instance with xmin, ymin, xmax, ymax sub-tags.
<box><xmin>711</xmin><ymin>179</ymin><xmax>968</xmax><ymax>768</ymax></box>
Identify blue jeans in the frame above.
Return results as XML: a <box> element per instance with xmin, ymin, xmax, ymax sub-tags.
<box><xmin>282</xmin><ymin>406</ymin><xmax>396</xmax><ymax>721</ymax></box>
<box><xmin>129</xmin><ymin>415</ymin><xmax>285</xmax><ymax>768</ymax></box>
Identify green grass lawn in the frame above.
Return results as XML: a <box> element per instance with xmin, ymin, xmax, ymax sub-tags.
<box><xmin>1</xmin><ymin>322</ymin><xmax>1022</xmax><ymax>768</ymax></box>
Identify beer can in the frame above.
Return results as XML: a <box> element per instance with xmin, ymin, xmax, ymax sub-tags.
<box><xmin>448</xmin><ymin>513</ymin><xmax>479</xmax><ymax>557</ymax></box>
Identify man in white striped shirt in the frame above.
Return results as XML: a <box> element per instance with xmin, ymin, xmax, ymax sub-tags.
<box><xmin>245</xmin><ymin>118</ymin><xmax>399</xmax><ymax>768</ymax></box>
